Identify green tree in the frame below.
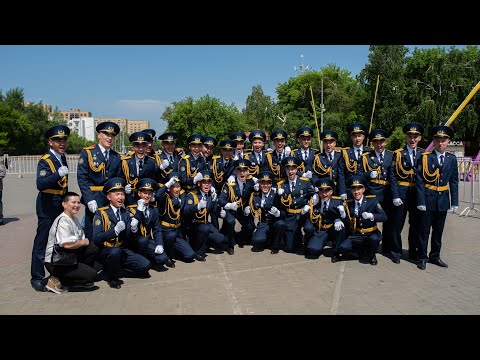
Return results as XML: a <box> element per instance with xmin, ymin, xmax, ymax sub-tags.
<box><xmin>66</xmin><ymin>132</ymin><xmax>96</xmax><ymax>154</ymax></box>
<box><xmin>358</xmin><ymin>45</ymin><xmax>409</xmax><ymax>135</ymax></box>
<box><xmin>162</xmin><ymin>95</ymin><xmax>245</xmax><ymax>149</ymax></box>
<box><xmin>243</xmin><ymin>85</ymin><xmax>277</xmax><ymax>131</ymax></box>
<box><xmin>3</xmin><ymin>87</ymin><xmax>25</xmax><ymax>112</ymax></box>
<box><xmin>0</xmin><ymin>102</ymin><xmax>33</xmax><ymax>154</ymax></box>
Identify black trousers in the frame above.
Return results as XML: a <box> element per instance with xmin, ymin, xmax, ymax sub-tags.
<box><xmin>418</xmin><ymin>210</ymin><xmax>447</xmax><ymax>261</ymax></box>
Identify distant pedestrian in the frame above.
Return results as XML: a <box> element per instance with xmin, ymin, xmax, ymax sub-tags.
<box><xmin>0</xmin><ymin>156</ymin><xmax>6</xmax><ymax>225</ymax></box>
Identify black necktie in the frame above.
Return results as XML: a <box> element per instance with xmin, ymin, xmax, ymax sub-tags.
<box><xmin>169</xmin><ymin>155</ymin><xmax>173</xmax><ymax>164</ymax></box>
<box><xmin>61</xmin><ymin>154</ymin><xmax>67</xmax><ymax>166</ymax></box>
<box><xmin>225</xmin><ymin>160</ymin><xmax>229</xmax><ymax>167</ymax></box>
<box><xmin>355</xmin><ymin>201</ymin><xmax>360</xmax><ymax>216</ymax></box>
<box><xmin>145</xmin><ymin>207</ymin><xmax>149</xmax><ymax>220</ymax></box>
<box><xmin>329</xmin><ymin>153</ymin><xmax>333</xmax><ymax>162</ymax></box>
<box><xmin>379</xmin><ymin>153</ymin><xmax>384</xmax><ymax>164</ymax></box>
<box><xmin>440</xmin><ymin>155</ymin><xmax>444</xmax><ymax>166</ymax></box>
<box><xmin>290</xmin><ymin>181</ymin><xmax>295</xmax><ymax>192</ymax></box>
<box><xmin>357</xmin><ymin>149</ymin><xmax>361</xmax><ymax>160</ymax></box>
<box><xmin>412</xmin><ymin>149</ymin><xmax>416</xmax><ymax>165</ymax></box>
<box><xmin>303</xmin><ymin>151</ymin><xmax>308</xmax><ymax>161</ymax></box>
<box><xmin>257</xmin><ymin>154</ymin><xmax>261</xmax><ymax>163</ymax></box>
<box><xmin>322</xmin><ymin>201</ymin><xmax>328</xmax><ymax>214</ymax></box>
<box><xmin>139</xmin><ymin>159</ymin><xmax>143</xmax><ymax>173</ymax></box>
<box><xmin>279</xmin><ymin>153</ymin><xmax>283</xmax><ymax>161</ymax></box>
<box><xmin>116</xmin><ymin>209</ymin><xmax>121</xmax><ymax>222</ymax></box>
<box><xmin>104</xmin><ymin>150</ymin><xmax>109</xmax><ymax>162</ymax></box>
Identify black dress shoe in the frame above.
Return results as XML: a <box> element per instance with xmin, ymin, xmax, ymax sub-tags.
<box><xmin>108</xmin><ymin>279</ymin><xmax>122</xmax><ymax>289</ymax></box>
<box><xmin>194</xmin><ymin>254</ymin><xmax>206</xmax><ymax>262</ymax></box>
<box><xmin>227</xmin><ymin>247</ymin><xmax>234</xmax><ymax>255</ymax></box>
<box><xmin>165</xmin><ymin>259</ymin><xmax>176</xmax><ymax>268</ymax></box>
<box><xmin>417</xmin><ymin>260</ymin><xmax>427</xmax><ymax>270</ymax></box>
<box><xmin>31</xmin><ymin>280</ymin><xmax>46</xmax><ymax>292</ymax></box>
<box><xmin>370</xmin><ymin>255</ymin><xmax>378</xmax><ymax>266</ymax></box>
<box><xmin>137</xmin><ymin>271</ymin><xmax>151</xmax><ymax>279</ymax></box>
<box><xmin>271</xmin><ymin>249</ymin><xmax>279</xmax><ymax>254</ymax></box>
<box><xmin>429</xmin><ymin>258</ymin><xmax>448</xmax><ymax>268</ymax></box>
<box><xmin>331</xmin><ymin>254</ymin><xmax>341</xmax><ymax>263</ymax></box>
<box><xmin>392</xmin><ymin>257</ymin><xmax>400</xmax><ymax>264</ymax></box>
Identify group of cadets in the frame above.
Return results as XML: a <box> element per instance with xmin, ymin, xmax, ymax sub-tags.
<box><xmin>30</xmin><ymin>119</ymin><xmax>459</xmax><ymax>291</ymax></box>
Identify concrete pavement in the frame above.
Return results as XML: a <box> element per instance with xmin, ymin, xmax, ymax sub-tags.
<box><xmin>1</xmin><ymin>174</ymin><xmax>479</xmax><ymax>314</ymax></box>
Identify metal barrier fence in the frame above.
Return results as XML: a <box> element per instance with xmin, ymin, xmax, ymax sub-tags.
<box><xmin>4</xmin><ymin>155</ymin><xmax>79</xmax><ymax>175</ymax></box>
<box><xmin>457</xmin><ymin>158</ymin><xmax>480</xmax><ymax>217</ymax></box>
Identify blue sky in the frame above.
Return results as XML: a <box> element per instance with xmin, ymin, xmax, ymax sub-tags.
<box><xmin>0</xmin><ymin>45</ymin><xmax>464</xmax><ymax>135</ymax></box>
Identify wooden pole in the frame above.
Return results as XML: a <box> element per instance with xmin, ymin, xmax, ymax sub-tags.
<box><xmin>368</xmin><ymin>74</ymin><xmax>380</xmax><ymax>135</ymax></box>
<box><xmin>310</xmin><ymin>85</ymin><xmax>322</xmax><ymax>149</ymax></box>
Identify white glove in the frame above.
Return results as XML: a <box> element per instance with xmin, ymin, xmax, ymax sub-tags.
<box><xmin>301</xmin><ymin>204</ymin><xmax>310</xmax><ymax>215</ymax></box>
<box><xmin>266</xmin><ymin>148</ymin><xmax>273</xmax><ymax>152</ymax></box>
<box><xmin>284</xmin><ymin>146</ymin><xmax>291</xmax><ymax>157</ymax></box>
<box><xmin>150</xmin><ymin>193</ymin><xmax>154</xmax><ymax>202</ymax></box>
<box><xmin>311</xmin><ymin>194</ymin><xmax>319</xmax><ymax>206</ymax></box>
<box><xmin>197</xmin><ymin>199</ymin><xmax>207</xmax><ymax>210</ymax></box>
<box><xmin>334</xmin><ymin>219</ymin><xmax>345</xmax><ymax>231</ymax></box>
<box><xmin>244</xmin><ymin>206</ymin><xmax>251</xmax><ymax>216</ymax></box>
<box><xmin>58</xmin><ymin>166</ymin><xmax>69</xmax><ymax>177</ymax></box>
<box><xmin>131</xmin><ymin>218</ymin><xmax>139</xmax><ymax>232</ymax></box>
<box><xmin>340</xmin><ymin>194</ymin><xmax>347</xmax><ymax>201</ymax></box>
<box><xmin>155</xmin><ymin>245</ymin><xmax>164</xmax><ymax>254</ymax></box>
<box><xmin>253</xmin><ymin>183</ymin><xmax>260</xmax><ymax>191</ymax></box>
<box><xmin>87</xmin><ymin>200</ymin><xmax>98</xmax><ymax>213</ymax></box>
<box><xmin>337</xmin><ymin>205</ymin><xmax>346</xmax><ymax>219</ymax></box>
<box><xmin>417</xmin><ymin>205</ymin><xmax>426</xmax><ymax>211</ymax></box>
<box><xmin>272</xmin><ymin>187</ymin><xmax>277</xmax><ymax>193</ymax></box>
<box><xmin>225</xmin><ymin>202</ymin><xmax>238</xmax><ymax>211</ymax></box>
<box><xmin>393</xmin><ymin>198</ymin><xmax>403</xmax><ymax>207</ymax></box>
<box><xmin>220</xmin><ymin>208</ymin><xmax>226</xmax><ymax>218</ymax></box>
<box><xmin>125</xmin><ymin>184</ymin><xmax>132</xmax><ymax>194</ymax></box>
<box><xmin>137</xmin><ymin>199</ymin><xmax>146</xmax><ymax>211</ymax></box>
<box><xmin>252</xmin><ymin>177</ymin><xmax>258</xmax><ymax>184</ymax></box>
<box><xmin>362</xmin><ymin>212</ymin><xmax>374</xmax><ymax>220</ymax></box>
<box><xmin>165</xmin><ymin>176</ymin><xmax>179</xmax><ymax>188</ymax></box>
<box><xmin>370</xmin><ymin>170</ymin><xmax>378</xmax><ymax>179</ymax></box>
<box><xmin>450</xmin><ymin>206</ymin><xmax>459</xmax><ymax>214</ymax></box>
<box><xmin>268</xmin><ymin>206</ymin><xmax>280</xmax><ymax>218</ymax></box>
<box><xmin>160</xmin><ymin>159</ymin><xmax>170</xmax><ymax>170</ymax></box>
<box><xmin>314</xmin><ymin>187</ymin><xmax>319</xmax><ymax>193</ymax></box>
<box><xmin>193</xmin><ymin>172</ymin><xmax>203</xmax><ymax>184</ymax></box>
<box><xmin>210</xmin><ymin>187</ymin><xmax>217</xmax><ymax>202</ymax></box>
<box><xmin>114</xmin><ymin>220</ymin><xmax>126</xmax><ymax>235</ymax></box>
<box><xmin>302</xmin><ymin>170</ymin><xmax>312</xmax><ymax>179</ymax></box>
<box><xmin>277</xmin><ymin>188</ymin><xmax>284</xmax><ymax>195</ymax></box>
<box><xmin>227</xmin><ymin>175</ymin><xmax>235</xmax><ymax>184</ymax></box>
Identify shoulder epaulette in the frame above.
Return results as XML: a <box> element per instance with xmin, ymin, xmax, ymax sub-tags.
<box><xmin>331</xmin><ymin>196</ymin><xmax>342</xmax><ymax>200</ymax></box>
<box><xmin>83</xmin><ymin>144</ymin><xmax>95</xmax><ymax>150</ymax></box>
<box><xmin>121</xmin><ymin>155</ymin><xmax>132</xmax><ymax>161</ymax></box>
<box><xmin>98</xmin><ymin>206</ymin><xmax>109</xmax><ymax>211</ymax></box>
<box><xmin>126</xmin><ymin>204</ymin><xmax>137</xmax><ymax>208</ymax></box>
<box><xmin>229</xmin><ymin>182</ymin><xmax>237</xmax><ymax>186</ymax></box>
<box><xmin>41</xmin><ymin>154</ymin><xmax>50</xmax><ymax>160</ymax></box>
<box><xmin>182</xmin><ymin>155</ymin><xmax>190</xmax><ymax>160</ymax></box>
<box><xmin>361</xmin><ymin>151</ymin><xmax>371</xmax><ymax>156</ymax></box>
<box><xmin>345</xmin><ymin>199</ymin><xmax>353</xmax><ymax>203</ymax></box>
<box><xmin>342</xmin><ymin>147</ymin><xmax>350</xmax><ymax>150</ymax></box>
<box><xmin>277</xmin><ymin>179</ymin><xmax>286</xmax><ymax>185</ymax></box>
<box><xmin>147</xmin><ymin>155</ymin><xmax>156</xmax><ymax>160</ymax></box>
<box><xmin>243</xmin><ymin>152</ymin><xmax>252</xmax><ymax>156</ymax></box>
<box><xmin>213</xmin><ymin>155</ymin><xmax>221</xmax><ymax>159</ymax></box>
<box><xmin>157</xmin><ymin>183</ymin><xmax>164</xmax><ymax>188</ymax></box>
<box><xmin>299</xmin><ymin>177</ymin><xmax>309</xmax><ymax>181</ymax></box>
<box><xmin>395</xmin><ymin>148</ymin><xmax>403</xmax><ymax>153</ymax></box>
<box><xmin>385</xmin><ymin>150</ymin><xmax>393</xmax><ymax>153</ymax></box>
<box><xmin>417</xmin><ymin>147</ymin><xmax>425</xmax><ymax>151</ymax></box>
<box><xmin>179</xmin><ymin>189</ymin><xmax>185</xmax><ymax>194</ymax></box>
<box><xmin>366</xmin><ymin>195</ymin><xmax>376</xmax><ymax>198</ymax></box>
<box><xmin>333</xmin><ymin>147</ymin><xmax>342</xmax><ymax>151</ymax></box>
<box><xmin>422</xmin><ymin>152</ymin><xmax>431</xmax><ymax>156</ymax></box>
<box><xmin>291</xmin><ymin>149</ymin><xmax>298</xmax><ymax>155</ymax></box>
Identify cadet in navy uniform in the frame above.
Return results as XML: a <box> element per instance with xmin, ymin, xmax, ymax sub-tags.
<box><xmin>390</xmin><ymin>122</ymin><xmax>425</xmax><ymax>262</ymax></box>
<box><xmin>291</xmin><ymin>126</ymin><xmax>317</xmax><ymax>175</ymax></box>
<box><xmin>211</xmin><ymin>139</ymin><xmax>236</xmax><ymax>191</ymax></box>
<box><xmin>362</xmin><ymin>129</ymin><xmax>395</xmax><ymax>260</ymax></box>
<box><xmin>339</xmin><ymin>122</ymin><xmax>373</xmax><ymax>200</ymax></box>
<box><xmin>218</xmin><ymin>159</ymin><xmax>256</xmax><ymax>254</ymax></box>
<box><xmin>245</xmin><ymin>130</ymin><xmax>269</xmax><ymax>177</ymax></box>
<box><xmin>265</xmin><ymin>129</ymin><xmax>291</xmax><ymax>184</ymax></box>
<box><xmin>156</xmin><ymin>132</ymin><xmax>181</xmax><ymax>184</ymax></box>
<box><xmin>127</xmin><ymin>178</ymin><xmax>175</xmax><ymax>270</ymax></box>
<box><xmin>312</xmin><ymin>130</ymin><xmax>346</xmax><ymax>197</ymax></box>
<box><xmin>155</xmin><ymin>172</ymin><xmax>196</xmax><ymax>262</ymax></box>
<box><xmin>142</xmin><ymin>128</ymin><xmax>157</xmax><ymax>157</ymax></box>
<box><xmin>275</xmin><ymin>157</ymin><xmax>316</xmax><ymax>253</ymax></box>
<box><xmin>31</xmin><ymin>125</ymin><xmax>71</xmax><ymax>292</ymax></box>
<box><xmin>184</xmin><ymin>170</ymin><xmax>226</xmax><ymax>261</ymax></box>
<box><xmin>202</xmin><ymin>136</ymin><xmax>218</xmax><ymax>171</ymax></box>
<box><xmin>118</xmin><ymin>132</ymin><xmax>159</xmax><ymax>205</ymax></box>
<box><xmin>230</xmin><ymin>132</ymin><xmax>247</xmax><ymax>160</ymax></box>
<box><xmin>178</xmin><ymin>134</ymin><xmax>207</xmax><ymax>192</ymax></box>
<box><xmin>93</xmin><ymin>178</ymin><xmax>151</xmax><ymax>289</ymax></box>
<box><xmin>77</xmin><ymin>121</ymin><xmax>122</xmax><ymax>242</ymax></box>
<box><xmin>338</xmin><ymin>175</ymin><xmax>387</xmax><ymax>265</ymax></box>
<box><xmin>246</xmin><ymin>171</ymin><xmax>286</xmax><ymax>253</ymax></box>
<box><xmin>415</xmin><ymin>125</ymin><xmax>458</xmax><ymax>270</ymax></box>
<box><xmin>303</xmin><ymin>178</ymin><xmax>347</xmax><ymax>259</ymax></box>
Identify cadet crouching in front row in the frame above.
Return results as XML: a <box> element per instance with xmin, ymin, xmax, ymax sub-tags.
<box><xmin>93</xmin><ymin>178</ymin><xmax>151</xmax><ymax>289</ymax></box>
<box><xmin>334</xmin><ymin>175</ymin><xmax>387</xmax><ymax>265</ymax></box>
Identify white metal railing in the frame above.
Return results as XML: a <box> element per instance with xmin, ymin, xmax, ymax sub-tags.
<box><xmin>457</xmin><ymin>158</ymin><xmax>480</xmax><ymax>217</ymax></box>
<box><xmin>4</xmin><ymin>154</ymin><xmax>79</xmax><ymax>175</ymax></box>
